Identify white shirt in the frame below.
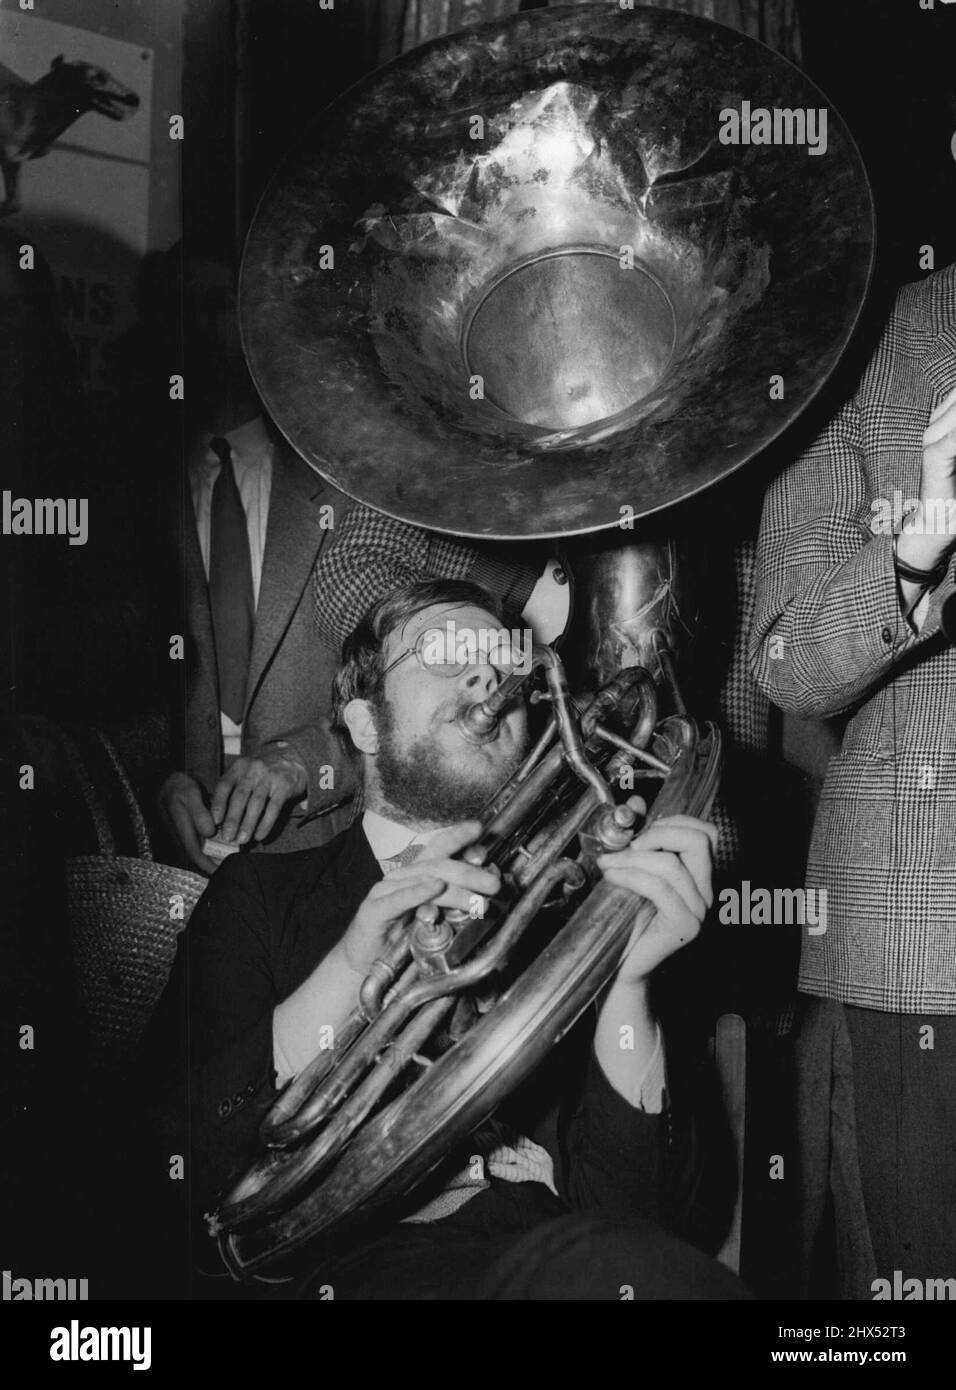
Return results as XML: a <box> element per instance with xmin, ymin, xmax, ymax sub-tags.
<box><xmin>361</xmin><ymin>808</ymin><xmax>441</xmax><ymax>869</ymax></box>
<box><xmin>189</xmin><ymin>416</ymin><xmax>274</xmax><ymax>755</ymax></box>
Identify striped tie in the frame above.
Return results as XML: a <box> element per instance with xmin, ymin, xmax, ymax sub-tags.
<box><xmin>383</xmin><ymin>841</ymin><xmax>425</xmax><ymax>873</ymax></box>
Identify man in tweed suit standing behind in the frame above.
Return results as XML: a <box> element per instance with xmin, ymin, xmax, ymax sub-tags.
<box><xmin>751</xmin><ymin>263</ymin><xmax>956</xmax><ymax>1296</ymax></box>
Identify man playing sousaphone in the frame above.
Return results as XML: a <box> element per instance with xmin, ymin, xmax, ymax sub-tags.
<box><xmin>142</xmin><ymin>578</ymin><xmax>744</xmax><ymax>1300</ymax></box>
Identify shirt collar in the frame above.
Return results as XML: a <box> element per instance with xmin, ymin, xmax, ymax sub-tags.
<box><xmin>362</xmin><ymin>809</ymin><xmax>442</xmax><ymax>863</ymax></box>
<box><xmin>225</xmin><ymin>414</ymin><xmax>272</xmax><ymax>459</ymax></box>
<box><xmin>193</xmin><ymin>415</ymin><xmax>272</xmax><ymax>473</ymax></box>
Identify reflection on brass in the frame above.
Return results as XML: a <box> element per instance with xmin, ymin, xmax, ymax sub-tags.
<box><xmin>241</xmin><ymin>3</ymin><xmax>873</xmax><ymax>539</ymax></box>
<box><xmin>462</xmin><ymin>247</ymin><xmax>677</xmax><ymax>429</ymax></box>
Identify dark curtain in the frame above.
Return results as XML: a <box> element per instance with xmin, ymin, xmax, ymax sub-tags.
<box><xmin>369</xmin><ymin>0</ymin><xmax>800</xmax><ymax>63</ymax></box>
<box><xmin>563</xmin><ymin>1</ymin><xmax>800</xmax><ymax>62</ymax></box>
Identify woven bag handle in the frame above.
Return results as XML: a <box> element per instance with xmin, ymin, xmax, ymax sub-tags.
<box><xmin>58</xmin><ymin>728</ymin><xmax>117</xmax><ymax>859</ymax></box>
<box><xmin>92</xmin><ymin>730</ymin><xmax>154</xmax><ymax>861</ymax></box>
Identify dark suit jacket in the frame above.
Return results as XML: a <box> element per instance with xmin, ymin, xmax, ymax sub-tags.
<box><xmin>141</xmin><ymin>821</ymin><xmax>731</xmax><ymax>1272</ymax></box>
<box><xmin>178</xmin><ymin>434</ymin><xmax>355</xmax><ymax>852</ymax></box>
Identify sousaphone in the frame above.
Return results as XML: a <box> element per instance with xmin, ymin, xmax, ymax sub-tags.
<box><xmin>210</xmin><ymin>2</ymin><xmax>874</xmax><ymax>1278</ymax></box>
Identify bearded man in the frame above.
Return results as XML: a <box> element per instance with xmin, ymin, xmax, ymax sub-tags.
<box><xmin>142</xmin><ymin>578</ymin><xmax>743</xmax><ymax>1300</ymax></box>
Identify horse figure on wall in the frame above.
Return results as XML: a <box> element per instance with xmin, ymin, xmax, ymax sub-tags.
<box><xmin>0</xmin><ymin>55</ymin><xmax>140</xmax><ymax>217</ymax></box>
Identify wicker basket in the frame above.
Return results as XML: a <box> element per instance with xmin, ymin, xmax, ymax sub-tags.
<box><xmin>62</xmin><ymin>730</ymin><xmax>207</xmax><ymax>1078</ymax></box>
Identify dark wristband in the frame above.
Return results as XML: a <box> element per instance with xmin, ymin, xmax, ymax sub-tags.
<box><xmin>892</xmin><ymin>539</ymin><xmax>948</xmax><ymax>587</ymax></box>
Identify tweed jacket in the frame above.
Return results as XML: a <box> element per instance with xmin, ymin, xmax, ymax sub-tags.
<box><xmin>178</xmin><ymin>436</ymin><xmax>355</xmax><ymax>853</ymax></box>
<box><xmin>311</xmin><ymin>499</ymin><xmax>542</xmax><ymax>651</ymax></box>
<box><xmin>751</xmin><ymin>264</ymin><xmax>956</xmax><ymax>1013</ymax></box>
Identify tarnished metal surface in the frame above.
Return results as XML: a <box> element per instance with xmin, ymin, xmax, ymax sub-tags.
<box><xmin>241</xmin><ymin>2</ymin><xmax>873</xmax><ymax>538</ymax></box>
<box><xmin>564</xmin><ymin>536</ymin><xmax>687</xmax><ymax>689</ymax></box>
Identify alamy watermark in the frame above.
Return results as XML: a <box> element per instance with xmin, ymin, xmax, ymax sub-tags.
<box><xmin>870</xmin><ymin>491</ymin><xmax>956</xmax><ymax>536</ymax></box>
<box><xmin>2</xmin><ymin>491</ymin><xmax>88</xmax><ymax>545</ymax></box>
<box><xmin>718</xmin><ymin>881</ymin><xmax>827</xmax><ymax>934</ymax></box>
<box><xmin>872</xmin><ymin>1272</ymin><xmax>956</xmax><ymax>1301</ymax></box>
<box><xmin>49</xmin><ymin>1321</ymin><xmax>151</xmax><ymax>1370</ymax></box>
<box><xmin>718</xmin><ymin>102</ymin><xmax>828</xmax><ymax>156</ymax></box>
<box><xmin>420</xmin><ymin>621</ymin><xmax>533</xmax><ymax>677</ymax></box>
<box><xmin>3</xmin><ymin>1268</ymin><xmax>88</xmax><ymax>1300</ymax></box>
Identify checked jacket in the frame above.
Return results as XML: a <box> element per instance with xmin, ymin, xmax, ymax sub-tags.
<box><xmin>751</xmin><ymin>264</ymin><xmax>956</xmax><ymax>1013</ymax></box>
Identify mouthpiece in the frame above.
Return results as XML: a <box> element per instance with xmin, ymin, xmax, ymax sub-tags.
<box><xmin>456</xmin><ymin>668</ymin><xmax>529</xmax><ymax>744</ymax></box>
<box><xmin>456</xmin><ymin>700</ymin><xmax>501</xmax><ymax>744</ymax></box>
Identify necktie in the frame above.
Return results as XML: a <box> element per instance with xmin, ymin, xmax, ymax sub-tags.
<box><xmin>383</xmin><ymin>841</ymin><xmax>425</xmax><ymax>873</ymax></box>
<box><xmin>208</xmin><ymin>435</ymin><xmax>254</xmax><ymax>725</ymax></box>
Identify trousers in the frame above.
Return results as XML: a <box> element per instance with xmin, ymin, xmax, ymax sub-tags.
<box><xmin>796</xmin><ymin>998</ymin><xmax>956</xmax><ymax>1298</ymax></box>
<box><xmin>305</xmin><ymin>1180</ymin><xmax>748</xmax><ymax>1301</ymax></box>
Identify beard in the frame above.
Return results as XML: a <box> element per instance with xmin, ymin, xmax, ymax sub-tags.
<box><xmin>373</xmin><ymin>697</ymin><xmax>525</xmax><ymax>823</ymax></box>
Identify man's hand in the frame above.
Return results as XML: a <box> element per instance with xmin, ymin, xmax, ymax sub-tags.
<box><xmin>897</xmin><ymin>382</ymin><xmax>956</xmax><ymax>573</ymax></box>
<box><xmin>274</xmin><ymin>821</ymin><xmax>498</xmax><ymax>1082</ymax></box>
<box><xmin>158</xmin><ymin>771</ymin><xmax>218</xmax><ymax>874</ymax></box>
<box><xmin>597</xmin><ymin>808</ymin><xmax>717</xmax><ymax>987</ymax></box>
<box><xmin>210</xmin><ymin>743</ymin><xmax>308</xmax><ymax>848</ymax></box>
<box><xmin>921</xmin><ymin>381</ymin><xmax>956</xmax><ymax>500</ymax></box>
<box><xmin>342</xmin><ymin>820</ymin><xmax>500</xmax><ymax>979</ymax></box>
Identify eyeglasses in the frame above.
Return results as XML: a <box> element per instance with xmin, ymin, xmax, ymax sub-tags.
<box><xmin>381</xmin><ymin>625</ymin><xmax>531</xmax><ymax>681</ymax></box>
